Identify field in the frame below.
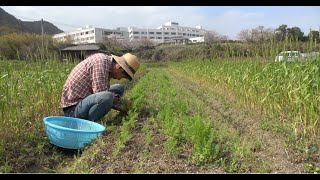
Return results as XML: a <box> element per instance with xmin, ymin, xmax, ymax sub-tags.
<box><xmin>0</xmin><ymin>56</ymin><xmax>320</xmax><ymax>173</ymax></box>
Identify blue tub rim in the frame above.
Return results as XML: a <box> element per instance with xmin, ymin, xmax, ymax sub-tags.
<box><xmin>43</xmin><ymin>116</ymin><xmax>105</xmax><ymax>134</ymax></box>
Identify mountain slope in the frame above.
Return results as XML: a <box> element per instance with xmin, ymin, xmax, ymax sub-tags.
<box><xmin>0</xmin><ymin>7</ymin><xmax>63</xmax><ymax>35</ymax></box>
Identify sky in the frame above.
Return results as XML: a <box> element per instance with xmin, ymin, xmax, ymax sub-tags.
<box><xmin>1</xmin><ymin>6</ymin><xmax>320</xmax><ymax>40</ymax></box>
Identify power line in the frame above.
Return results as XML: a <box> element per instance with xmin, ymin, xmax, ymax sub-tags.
<box><xmin>14</xmin><ymin>15</ymin><xmax>39</xmax><ymax>21</ymax></box>
<box><xmin>14</xmin><ymin>15</ymin><xmax>81</xmax><ymax>29</ymax></box>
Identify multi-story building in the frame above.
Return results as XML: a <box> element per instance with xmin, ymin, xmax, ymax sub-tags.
<box><xmin>53</xmin><ymin>22</ymin><xmax>207</xmax><ymax>44</ymax></box>
<box><xmin>53</xmin><ymin>25</ymin><xmax>129</xmax><ymax>44</ymax></box>
<box><xmin>128</xmin><ymin>22</ymin><xmax>207</xmax><ymax>43</ymax></box>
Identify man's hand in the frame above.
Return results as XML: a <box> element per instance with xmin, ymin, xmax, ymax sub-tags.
<box><xmin>112</xmin><ymin>93</ymin><xmax>128</xmax><ymax>114</ymax></box>
<box><xmin>112</xmin><ymin>92</ymin><xmax>121</xmax><ymax>99</ymax></box>
<box><xmin>112</xmin><ymin>92</ymin><xmax>122</xmax><ymax>106</ymax></box>
<box><xmin>112</xmin><ymin>105</ymin><xmax>128</xmax><ymax>115</ymax></box>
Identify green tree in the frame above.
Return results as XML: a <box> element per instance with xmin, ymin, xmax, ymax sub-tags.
<box><xmin>275</xmin><ymin>24</ymin><xmax>288</xmax><ymax>41</ymax></box>
<box><xmin>308</xmin><ymin>31</ymin><xmax>320</xmax><ymax>43</ymax></box>
<box><xmin>287</xmin><ymin>27</ymin><xmax>304</xmax><ymax>41</ymax></box>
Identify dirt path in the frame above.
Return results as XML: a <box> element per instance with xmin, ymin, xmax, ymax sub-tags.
<box><xmin>63</xmin><ymin>114</ymin><xmax>225</xmax><ymax>173</ymax></box>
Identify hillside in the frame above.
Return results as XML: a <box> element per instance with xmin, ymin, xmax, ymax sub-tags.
<box><xmin>0</xmin><ymin>7</ymin><xmax>63</xmax><ymax>35</ymax></box>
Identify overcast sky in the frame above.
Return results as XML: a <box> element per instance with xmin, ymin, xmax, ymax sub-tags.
<box><xmin>1</xmin><ymin>6</ymin><xmax>320</xmax><ymax>40</ymax></box>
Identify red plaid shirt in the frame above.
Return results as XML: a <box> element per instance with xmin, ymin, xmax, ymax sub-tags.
<box><xmin>60</xmin><ymin>53</ymin><xmax>113</xmax><ymax>108</ymax></box>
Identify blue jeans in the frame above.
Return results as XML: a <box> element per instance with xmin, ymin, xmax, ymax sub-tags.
<box><xmin>63</xmin><ymin>84</ymin><xmax>124</xmax><ymax>121</ymax></box>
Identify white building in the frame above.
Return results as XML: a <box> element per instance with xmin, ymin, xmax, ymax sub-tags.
<box><xmin>53</xmin><ymin>22</ymin><xmax>208</xmax><ymax>44</ymax></box>
<box><xmin>53</xmin><ymin>25</ymin><xmax>129</xmax><ymax>44</ymax></box>
<box><xmin>128</xmin><ymin>22</ymin><xmax>207</xmax><ymax>43</ymax></box>
<box><xmin>189</xmin><ymin>37</ymin><xmax>205</xmax><ymax>43</ymax></box>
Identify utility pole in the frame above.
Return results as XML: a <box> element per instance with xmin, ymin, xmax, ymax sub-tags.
<box><xmin>41</xmin><ymin>18</ymin><xmax>44</xmax><ymax>53</ymax></box>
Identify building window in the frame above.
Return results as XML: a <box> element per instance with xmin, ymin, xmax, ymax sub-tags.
<box><xmin>149</xmin><ymin>32</ymin><xmax>154</xmax><ymax>34</ymax></box>
<box><xmin>156</xmin><ymin>32</ymin><xmax>162</xmax><ymax>34</ymax></box>
<box><xmin>171</xmin><ymin>33</ymin><xmax>176</xmax><ymax>35</ymax></box>
<box><xmin>133</xmin><ymin>31</ymin><xmax>139</xmax><ymax>34</ymax></box>
<box><xmin>104</xmin><ymin>31</ymin><xmax>112</xmax><ymax>35</ymax></box>
<box><xmin>164</xmin><ymin>32</ymin><xmax>169</xmax><ymax>35</ymax></box>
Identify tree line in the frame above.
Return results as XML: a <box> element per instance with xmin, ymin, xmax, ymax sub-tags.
<box><xmin>0</xmin><ymin>24</ymin><xmax>319</xmax><ymax>61</ymax></box>
<box><xmin>236</xmin><ymin>24</ymin><xmax>319</xmax><ymax>43</ymax></box>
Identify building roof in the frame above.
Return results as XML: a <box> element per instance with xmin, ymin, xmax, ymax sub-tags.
<box><xmin>62</xmin><ymin>44</ymin><xmax>102</xmax><ymax>51</ymax></box>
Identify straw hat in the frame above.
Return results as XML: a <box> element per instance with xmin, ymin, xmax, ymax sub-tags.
<box><xmin>112</xmin><ymin>53</ymin><xmax>140</xmax><ymax>80</ymax></box>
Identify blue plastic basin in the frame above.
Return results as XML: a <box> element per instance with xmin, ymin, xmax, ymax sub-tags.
<box><xmin>43</xmin><ymin>116</ymin><xmax>105</xmax><ymax>149</ymax></box>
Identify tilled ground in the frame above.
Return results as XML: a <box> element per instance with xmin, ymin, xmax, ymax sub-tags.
<box><xmin>167</xmin><ymin>68</ymin><xmax>309</xmax><ymax>173</ymax></box>
<box><xmin>39</xmin><ymin>67</ymin><xmax>317</xmax><ymax>173</ymax></box>
<box><xmin>89</xmin><ymin>117</ymin><xmax>225</xmax><ymax>173</ymax></box>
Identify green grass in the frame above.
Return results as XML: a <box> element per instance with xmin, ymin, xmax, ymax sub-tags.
<box><xmin>169</xmin><ymin>57</ymin><xmax>320</xmax><ymax>147</ymax></box>
<box><xmin>1</xmin><ymin>38</ymin><xmax>319</xmax><ymax>173</ymax></box>
<box><xmin>0</xmin><ymin>59</ymin><xmax>77</xmax><ymax>172</ymax></box>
